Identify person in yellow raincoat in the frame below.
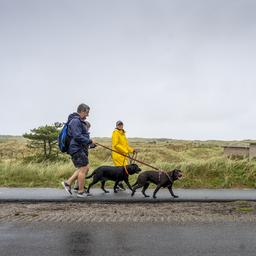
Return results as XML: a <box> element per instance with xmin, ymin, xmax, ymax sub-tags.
<box><xmin>112</xmin><ymin>120</ymin><xmax>135</xmax><ymax>166</ymax></box>
<box><xmin>112</xmin><ymin>120</ymin><xmax>137</xmax><ymax>189</ymax></box>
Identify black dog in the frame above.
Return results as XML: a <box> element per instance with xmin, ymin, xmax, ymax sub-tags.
<box><xmin>86</xmin><ymin>164</ymin><xmax>141</xmax><ymax>194</ymax></box>
<box><xmin>131</xmin><ymin>169</ymin><xmax>182</xmax><ymax>199</ymax></box>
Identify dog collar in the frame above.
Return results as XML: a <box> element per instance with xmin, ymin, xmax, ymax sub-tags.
<box><xmin>124</xmin><ymin>166</ymin><xmax>129</xmax><ymax>176</ymax></box>
<box><xmin>165</xmin><ymin>172</ymin><xmax>172</xmax><ymax>182</ymax></box>
<box><xmin>159</xmin><ymin>171</ymin><xmax>172</xmax><ymax>182</ymax></box>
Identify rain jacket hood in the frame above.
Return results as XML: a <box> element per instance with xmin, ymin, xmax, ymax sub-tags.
<box><xmin>68</xmin><ymin>112</ymin><xmax>80</xmax><ymax>122</ymax></box>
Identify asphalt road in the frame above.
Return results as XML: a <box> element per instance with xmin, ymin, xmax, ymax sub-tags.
<box><xmin>1</xmin><ymin>188</ymin><xmax>256</xmax><ymax>202</ymax></box>
<box><xmin>1</xmin><ymin>222</ymin><xmax>256</xmax><ymax>256</ymax></box>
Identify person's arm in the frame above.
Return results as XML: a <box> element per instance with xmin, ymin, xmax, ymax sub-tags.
<box><xmin>70</xmin><ymin>119</ymin><xmax>92</xmax><ymax>145</ymax></box>
<box><xmin>126</xmin><ymin>144</ymin><xmax>134</xmax><ymax>154</ymax></box>
<box><xmin>124</xmin><ymin>134</ymin><xmax>135</xmax><ymax>153</ymax></box>
<box><xmin>112</xmin><ymin>131</ymin><xmax>128</xmax><ymax>154</ymax></box>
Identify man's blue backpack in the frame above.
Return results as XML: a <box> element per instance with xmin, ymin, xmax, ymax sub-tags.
<box><xmin>58</xmin><ymin>122</ymin><xmax>71</xmax><ymax>153</ymax></box>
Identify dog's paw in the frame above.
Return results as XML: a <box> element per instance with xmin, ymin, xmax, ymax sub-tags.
<box><xmin>104</xmin><ymin>190</ymin><xmax>110</xmax><ymax>193</ymax></box>
<box><xmin>144</xmin><ymin>195</ymin><xmax>150</xmax><ymax>198</ymax></box>
<box><xmin>153</xmin><ymin>196</ymin><xmax>157</xmax><ymax>199</ymax></box>
<box><xmin>114</xmin><ymin>190</ymin><xmax>118</xmax><ymax>193</ymax></box>
<box><xmin>173</xmin><ymin>195</ymin><xmax>179</xmax><ymax>198</ymax></box>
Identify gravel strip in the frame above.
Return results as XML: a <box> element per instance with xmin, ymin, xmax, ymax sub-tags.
<box><xmin>1</xmin><ymin>202</ymin><xmax>256</xmax><ymax>223</ymax></box>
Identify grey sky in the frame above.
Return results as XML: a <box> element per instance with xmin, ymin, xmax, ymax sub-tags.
<box><xmin>1</xmin><ymin>0</ymin><xmax>256</xmax><ymax>140</ymax></box>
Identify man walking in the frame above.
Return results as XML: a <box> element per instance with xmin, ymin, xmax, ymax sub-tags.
<box><xmin>62</xmin><ymin>103</ymin><xmax>94</xmax><ymax>198</ymax></box>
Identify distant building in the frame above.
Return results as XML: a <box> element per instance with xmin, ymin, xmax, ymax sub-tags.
<box><xmin>249</xmin><ymin>143</ymin><xmax>256</xmax><ymax>160</ymax></box>
<box><xmin>223</xmin><ymin>143</ymin><xmax>256</xmax><ymax>160</ymax></box>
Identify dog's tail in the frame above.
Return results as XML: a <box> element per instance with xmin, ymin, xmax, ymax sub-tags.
<box><xmin>86</xmin><ymin>171</ymin><xmax>96</xmax><ymax>179</ymax></box>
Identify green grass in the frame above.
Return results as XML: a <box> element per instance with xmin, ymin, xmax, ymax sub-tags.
<box><xmin>0</xmin><ymin>161</ymin><xmax>73</xmax><ymax>187</ymax></box>
<box><xmin>234</xmin><ymin>201</ymin><xmax>255</xmax><ymax>213</ymax></box>
<box><xmin>1</xmin><ymin>137</ymin><xmax>256</xmax><ymax>188</ymax></box>
<box><xmin>237</xmin><ymin>207</ymin><xmax>254</xmax><ymax>213</ymax></box>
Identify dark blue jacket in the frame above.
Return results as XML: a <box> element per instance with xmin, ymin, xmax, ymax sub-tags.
<box><xmin>67</xmin><ymin>113</ymin><xmax>92</xmax><ymax>155</ymax></box>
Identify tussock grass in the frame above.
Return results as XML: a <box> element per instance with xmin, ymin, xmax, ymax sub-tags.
<box><xmin>0</xmin><ymin>137</ymin><xmax>256</xmax><ymax>188</ymax></box>
<box><xmin>0</xmin><ymin>161</ymin><xmax>74</xmax><ymax>187</ymax></box>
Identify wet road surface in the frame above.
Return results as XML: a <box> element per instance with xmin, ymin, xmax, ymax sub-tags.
<box><xmin>1</xmin><ymin>222</ymin><xmax>256</xmax><ymax>256</ymax></box>
<box><xmin>1</xmin><ymin>188</ymin><xmax>256</xmax><ymax>202</ymax></box>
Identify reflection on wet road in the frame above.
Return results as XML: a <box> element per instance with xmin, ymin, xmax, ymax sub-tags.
<box><xmin>1</xmin><ymin>222</ymin><xmax>256</xmax><ymax>256</ymax></box>
<box><xmin>65</xmin><ymin>231</ymin><xmax>92</xmax><ymax>256</ymax></box>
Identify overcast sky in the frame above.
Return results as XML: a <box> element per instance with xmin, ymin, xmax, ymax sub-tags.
<box><xmin>1</xmin><ymin>0</ymin><xmax>256</xmax><ymax>140</ymax></box>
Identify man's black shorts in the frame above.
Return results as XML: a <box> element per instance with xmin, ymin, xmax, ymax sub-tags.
<box><xmin>71</xmin><ymin>150</ymin><xmax>89</xmax><ymax>168</ymax></box>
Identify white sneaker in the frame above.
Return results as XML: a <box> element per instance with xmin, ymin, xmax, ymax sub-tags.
<box><xmin>77</xmin><ymin>192</ymin><xmax>88</xmax><ymax>198</ymax></box>
<box><xmin>61</xmin><ymin>181</ymin><xmax>72</xmax><ymax>195</ymax></box>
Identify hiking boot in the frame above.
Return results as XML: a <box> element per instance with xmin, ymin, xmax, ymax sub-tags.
<box><xmin>73</xmin><ymin>185</ymin><xmax>87</xmax><ymax>193</ymax></box>
<box><xmin>61</xmin><ymin>181</ymin><xmax>72</xmax><ymax>195</ymax></box>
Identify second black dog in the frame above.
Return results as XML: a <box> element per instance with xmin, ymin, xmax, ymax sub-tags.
<box><xmin>131</xmin><ymin>169</ymin><xmax>182</xmax><ymax>199</ymax></box>
<box><xmin>86</xmin><ymin>164</ymin><xmax>141</xmax><ymax>194</ymax></box>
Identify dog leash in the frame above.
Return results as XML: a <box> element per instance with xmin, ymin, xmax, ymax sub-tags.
<box><xmin>124</xmin><ymin>165</ymin><xmax>129</xmax><ymax>176</ymax></box>
<box><xmin>159</xmin><ymin>171</ymin><xmax>172</xmax><ymax>182</ymax></box>
<box><xmin>95</xmin><ymin>142</ymin><xmax>175</xmax><ymax>180</ymax></box>
<box><xmin>129</xmin><ymin>151</ymin><xmax>138</xmax><ymax>164</ymax></box>
<box><xmin>95</xmin><ymin>142</ymin><xmax>160</xmax><ymax>171</ymax></box>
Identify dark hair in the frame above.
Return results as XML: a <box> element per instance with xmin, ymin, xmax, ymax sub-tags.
<box><xmin>116</xmin><ymin>120</ymin><xmax>123</xmax><ymax>126</ymax></box>
<box><xmin>77</xmin><ymin>103</ymin><xmax>90</xmax><ymax>113</ymax></box>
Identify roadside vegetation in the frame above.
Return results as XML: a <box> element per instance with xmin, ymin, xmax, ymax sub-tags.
<box><xmin>0</xmin><ymin>135</ymin><xmax>256</xmax><ymax>188</ymax></box>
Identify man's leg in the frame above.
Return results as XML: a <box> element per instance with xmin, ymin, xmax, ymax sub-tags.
<box><xmin>62</xmin><ymin>150</ymin><xmax>87</xmax><ymax>195</ymax></box>
<box><xmin>61</xmin><ymin>169</ymin><xmax>79</xmax><ymax>195</ymax></box>
<box><xmin>78</xmin><ymin>165</ymin><xmax>89</xmax><ymax>193</ymax></box>
<box><xmin>66</xmin><ymin>170</ymin><xmax>79</xmax><ymax>186</ymax></box>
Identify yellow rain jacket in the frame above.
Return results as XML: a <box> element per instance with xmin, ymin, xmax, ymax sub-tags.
<box><xmin>112</xmin><ymin>128</ymin><xmax>134</xmax><ymax>166</ymax></box>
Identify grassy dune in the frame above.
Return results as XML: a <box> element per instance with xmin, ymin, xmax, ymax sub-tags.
<box><xmin>0</xmin><ymin>137</ymin><xmax>256</xmax><ymax>188</ymax></box>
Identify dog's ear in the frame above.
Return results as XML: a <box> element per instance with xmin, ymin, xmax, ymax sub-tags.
<box><xmin>132</xmin><ymin>164</ymin><xmax>138</xmax><ymax>170</ymax></box>
<box><xmin>128</xmin><ymin>164</ymin><xmax>135</xmax><ymax>172</ymax></box>
<box><xmin>171</xmin><ymin>169</ymin><xmax>179</xmax><ymax>177</ymax></box>
<box><xmin>172</xmin><ymin>169</ymin><xmax>182</xmax><ymax>179</ymax></box>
